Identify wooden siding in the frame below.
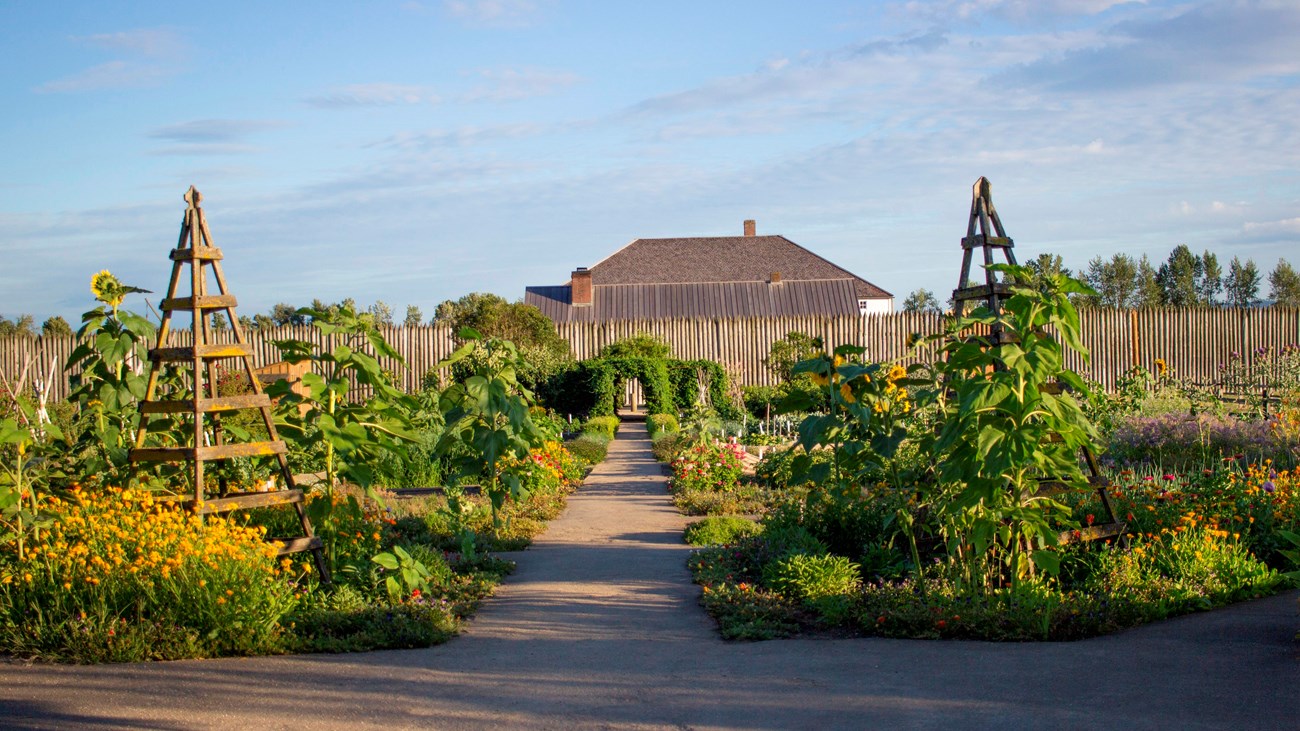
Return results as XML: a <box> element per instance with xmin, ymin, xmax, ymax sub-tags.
<box><xmin>4</xmin><ymin>308</ymin><xmax>1298</xmax><ymax>401</ymax></box>
<box><xmin>526</xmin><ymin>280</ymin><xmax>866</xmax><ymax>322</ymax></box>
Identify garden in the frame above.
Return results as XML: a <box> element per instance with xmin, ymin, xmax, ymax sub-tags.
<box><xmin>0</xmin><ymin>274</ymin><xmax>616</xmax><ymax>663</ymax></box>
<box><xmin>655</xmin><ymin>266</ymin><xmax>1300</xmax><ymax>640</ymax></box>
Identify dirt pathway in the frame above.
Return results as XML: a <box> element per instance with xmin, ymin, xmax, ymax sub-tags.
<box><xmin>2</xmin><ymin>422</ymin><xmax>1297</xmax><ymax>729</ymax></box>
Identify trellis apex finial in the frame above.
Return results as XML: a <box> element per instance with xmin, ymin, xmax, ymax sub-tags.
<box><xmin>972</xmin><ymin>176</ymin><xmax>992</xmax><ymax>203</ymax></box>
<box><xmin>184</xmin><ymin>186</ymin><xmax>202</xmax><ymax>206</ymax></box>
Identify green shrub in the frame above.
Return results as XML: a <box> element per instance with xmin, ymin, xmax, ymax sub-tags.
<box><xmin>764</xmin><ymin>553</ymin><xmax>862</xmax><ymax>601</ymax></box>
<box><xmin>583</xmin><ymin>415</ymin><xmax>620</xmax><ymax>439</ymax></box>
<box><xmin>286</xmin><ymin>585</ymin><xmax>458</xmax><ymax>653</ymax></box>
<box><xmin>651</xmin><ymin>432</ymin><xmax>690</xmax><ymax>463</ymax></box>
<box><xmin>647</xmin><ymin>413</ymin><xmax>680</xmax><ymax>439</ymax></box>
<box><xmin>684</xmin><ymin>516</ymin><xmax>762</xmax><ymax>546</ymax></box>
<box><xmin>760</xmin><ymin>523</ymin><xmax>829</xmax><ymax>561</ymax></box>
<box><xmin>565</xmin><ymin>433</ymin><xmax>609</xmax><ymax>465</ymax></box>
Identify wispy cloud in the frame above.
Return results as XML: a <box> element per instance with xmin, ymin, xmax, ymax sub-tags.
<box><xmin>304</xmin><ymin>83</ymin><xmax>441</xmax><ymax>108</ymax></box>
<box><xmin>463</xmin><ymin>67</ymin><xmax>579</xmax><ymax>101</ymax></box>
<box><xmin>371</xmin><ymin>123</ymin><xmax>546</xmax><ymax>150</ymax></box>
<box><xmin>36</xmin><ymin>27</ymin><xmax>187</xmax><ymax>93</ymax></box>
<box><xmin>994</xmin><ymin>1</ymin><xmax>1300</xmax><ymax>92</ymax></box>
<box><xmin>147</xmin><ymin>119</ymin><xmax>285</xmax><ymax>156</ymax></box>
<box><xmin>442</xmin><ymin>0</ymin><xmax>540</xmax><ymax>28</ymax></box>
<box><xmin>150</xmin><ymin>119</ymin><xmax>286</xmax><ymax>143</ymax></box>
<box><xmin>900</xmin><ymin>0</ymin><xmax>1140</xmax><ymax>24</ymax></box>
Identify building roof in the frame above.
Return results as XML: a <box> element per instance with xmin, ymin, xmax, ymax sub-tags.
<box><xmin>525</xmin><ymin>279</ymin><xmax>863</xmax><ymax>322</ymax></box>
<box><xmin>587</xmin><ymin>235</ymin><xmax>891</xmax><ymax>300</ymax></box>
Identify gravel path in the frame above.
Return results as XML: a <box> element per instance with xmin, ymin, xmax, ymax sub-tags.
<box><xmin>2</xmin><ymin>422</ymin><xmax>1297</xmax><ymax>729</ymax></box>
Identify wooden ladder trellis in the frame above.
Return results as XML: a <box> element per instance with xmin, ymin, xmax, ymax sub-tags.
<box><xmin>129</xmin><ymin>186</ymin><xmax>329</xmax><ymax>581</ymax></box>
<box><xmin>951</xmin><ymin>177</ymin><xmax>1125</xmax><ymax>545</ymax></box>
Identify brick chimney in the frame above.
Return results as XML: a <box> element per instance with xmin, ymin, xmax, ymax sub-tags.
<box><xmin>743</xmin><ymin>219</ymin><xmax>756</xmax><ymax>237</ymax></box>
<box><xmin>570</xmin><ymin>267</ymin><xmax>593</xmax><ymax>307</ymax></box>
<box><xmin>769</xmin><ymin>271</ymin><xmax>782</xmax><ymax>284</ymax></box>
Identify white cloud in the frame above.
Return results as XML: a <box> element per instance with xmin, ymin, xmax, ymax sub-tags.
<box><xmin>36</xmin><ymin>27</ymin><xmax>187</xmax><ymax>94</ymax></box>
<box><xmin>463</xmin><ymin>67</ymin><xmax>578</xmax><ymax>102</ymax></box>
<box><xmin>305</xmin><ymin>83</ymin><xmax>441</xmax><ymax>108</ymax></box>
<box><xmin>37</xmin><ymin>60</ymin><xmax>172</xmax><ymax>93</ymax></box>
<box><xmin>902</xmin><ymin>0</ymin><xmax>1140</xmax><ymax>23</ymax></box>
<box><xmin>373</xmin><ymin>123</ymin><xmax>546</xmax><ymax>150</ymax></box>
<box><xmin>1244</xmin><ymin>217</ymin><xmax>1300</xmax><ymax>235</ymax></box>
<box><xmin>78</xmin><ymin>28</ymin><xmax>186</xmax><ymax>56</ymax></box>
<box><xmin>442</xmin><ymin>0</ymin><xmax>539</xmax><ymax>27</ymax></box>
<box><xmin>150</xmin><ymin>119</ymin><xmax>286</xmax><ymax>143</ymax></box>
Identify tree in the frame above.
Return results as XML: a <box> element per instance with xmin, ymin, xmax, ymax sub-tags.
<box><xmin>1156</xmin><ymin>245</ymin><xmax>1201</xmax><ymax>306</ymax></box>
<box><xmin>1081</xmin><ymin>253</ymin><xmax>1138</xmax><ymax>308</ymax></box>
<box><xmin>238</xmin><ymin>315</ymin><xmax>255</xmax><ymax>331</ymax></box>
<box><xmin>902</xmin><ymin>288</ymin><xmax>941</xmax><ymax>313</ymax></box>
<box><xmin>433</xmin><ymin>292</ymin><xmax>572</xmax><ymax>389</ymax></box>
<box><xmin>270</xmin><ymin>303</ymin><xmax>305</xmax><ymax>326</ymax></box>
<box><xmin>1134</xmin><ymin>255</ymin><xmax>1163</xmax><ymax>308</ymax></box>
<box><xmin>1269</xmin><ymin>259</ymin><xmax>1300</xmax><ymax>307</ymax></box>
<box><xmin>0</xmin><ymin>315</ymin><xmax>37</xmax><ymax>338</ymax></box>
<box><xmin>41</xmin><ymin>315</ymin><xmax>72</xmax><ymax>337</ymax></box>
<box><xmin>763</xmin><ymin>331</ymin><xmax>820</xmax><ymax>383</ymax></box>
<box><xmin>1224</xmin><ymin>257</ymin><xmax>1261</xmax><ymax>308</ymax></box>
<box><xmin>404</xmin><ymin>305</ymin><xmax>423</xmax><ymax>327</ymax></box>
<box><xmin>252</xmin><ymin>313</ymin><xmax>275</xmax><ymax>331</ymax></box>
<box><xmin>1198</xmin><ymin>251</ymin><xmax>1222</xmax><ymax>305</ymax></box>
<box><xmin>368</xmin><ymin>301</ymin><xmax>394</xmax><ymax>327</ymax></box>
<box><xmin>210</xmin><ymin>313</ymin><xmax>228</xmax><ymax>331</ymax></box>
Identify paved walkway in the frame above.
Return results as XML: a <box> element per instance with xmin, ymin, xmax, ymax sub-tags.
<box><xmin>2</xmin><ymin>423</ymin><xmax>1298</xmax><ymax>729</ymax></box>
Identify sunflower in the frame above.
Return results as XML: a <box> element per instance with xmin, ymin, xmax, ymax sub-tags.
<box><xmin>839</xmin><ymin>382</ymin><xmax>856</xmax><ymax>403</ymax></box>
<box><xmin>1155</xmin><ymin>358</ymin><xmax>1168</xmax><ymax>377</ymax></box>
<box><xmin>88</xmin><ymin>269</ymin><xmax>151</xmax><ymax>312</ymax></box>
<box><xmin>90</xmin><ymin>270</ymin><xmax>121</xmax><ymax>305</ymax></box>
<box><xmin>887</xmin><ymin>364</ymin><xmax>907</xmax><ymax>382</ymax></box>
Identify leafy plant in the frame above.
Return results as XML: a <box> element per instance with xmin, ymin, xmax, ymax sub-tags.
<box><xmin>684</xmin><ymin>516</ymin><xmax>762</xmax><ymax>546</ymax></box>
<box><xmin>64</xmin><ymin>271</ymin><xmax>156</xmax><ymax>484</ymax></box>
<box><xmin>434</xmin><ymin>330</ymin><xmax>547</xmax><ymax>528</ymax></box>
<box><xmin>371</xmin><ymin>545</ymin><xmax>436</xmax><ymax>604</ymax></box>
<box><xmin>927</xmin><ymin>264</ymin><xmax>1100</xmax><ymax>589</ymax></box>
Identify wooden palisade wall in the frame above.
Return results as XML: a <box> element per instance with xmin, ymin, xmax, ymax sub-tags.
<box><xmin>4</xmin><ymin>308</ymin><xmax>1298</xmax><ymax>402</ymax></box>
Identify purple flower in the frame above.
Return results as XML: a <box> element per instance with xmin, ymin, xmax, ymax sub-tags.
<box><xmin>1263</xmin><ymin>481</ymin><xmax>1276</xmax><ymax>493</ymax></box>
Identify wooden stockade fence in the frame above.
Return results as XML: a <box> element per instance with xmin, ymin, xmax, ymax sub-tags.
<box><xmin>4</xmin><ymin>309</ymin><xmax>1298</xmax><ymax>403</ymax></box>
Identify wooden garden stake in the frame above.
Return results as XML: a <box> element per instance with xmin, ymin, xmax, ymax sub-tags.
<box><xmin>129</xmin><ymin>186</ymin><xmax>329</xmax><ymax>582</ymax></box>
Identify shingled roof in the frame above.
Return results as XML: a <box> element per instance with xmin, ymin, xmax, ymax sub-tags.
<box><xmin>525</xmin><ymin>225</ymin><xmax>893</xmax><ymax>322</ymax></box>
<box><xmin>588</xmin><ymin>235</ymin><xmax>891</xmax><ymax>300</ymax></box>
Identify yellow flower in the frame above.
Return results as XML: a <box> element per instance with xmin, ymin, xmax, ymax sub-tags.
<box><xmin>1154</xmin><ymin>358</ymin><xmax>1168</xmax><ymax>376</ymax></box>
<box><xmin>90</xmin><ymin>270</ymin><xmax>119</xmax><ymax>304</ymax></box>
<box><xmin>810</xmin><ymin>372</ymin><xmax>830</xmax><ymax>387</ymax></box>
<box><xmin>888</xmin><ymin>364</ymin><xmax>907</xmax><ymax>382</ymax></box>
<box><xmin>839</xmin><ymin>383</ymin><xmax>856</xmax><ymax>403</ymax></box>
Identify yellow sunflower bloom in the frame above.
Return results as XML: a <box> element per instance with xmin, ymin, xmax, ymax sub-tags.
<box><xmin>839</xmin><ymin>383</ymin><xmax>856</xmax><ymax>403</ymax></box>
<box><xmin>90</xmin><ymin>270</ymin><xmax>125</xmax><ymax>307</ymax></box>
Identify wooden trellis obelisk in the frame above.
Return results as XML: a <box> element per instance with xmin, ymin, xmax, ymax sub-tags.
<box><xmin>130</xmin><ymin>186</ymin><xmax>329</xmax><ymax>581</ymax></box>
<box><xmin>950</xmin><ymin>177</ymin><xmax>1124</xmax><ymax>545</ymax></box>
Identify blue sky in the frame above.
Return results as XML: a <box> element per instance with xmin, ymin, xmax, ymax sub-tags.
<box><xmin>2</xmin><ymin>0</ymin><xmax>1298</xmax><ymax>323</ymax></box>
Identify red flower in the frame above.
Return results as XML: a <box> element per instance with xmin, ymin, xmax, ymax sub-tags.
<box><xmin>1085</xmin><ymin>514</ymin><xmax>1095</xmax><ymax>526</ymax></box>
<box><xmin>936</xmin><ymin>620</ymin><xmax>947</xmax><ymax>630</ymax></box>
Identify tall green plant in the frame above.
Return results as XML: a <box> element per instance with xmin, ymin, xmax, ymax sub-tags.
<box><xmin>271</xmin><ymin>305</ymin><xmax>417</xmax><ymax>569</ymax></box>
<box><xmin>928</xmin><ymin>264</ymin><xmax>1099</xmax><ymax>588</ymax></box>
<box><xmin>65</xmin><ymin>271</ymin><xmax>155</xmax><ymax>483</ymax></box>
<box><xmin>0</xmin><ymin>399</ymin><xmax>65</xmax><ymax>560</ymax></box>
<box><xmin>434</xmin><ymin>330</ymin><xmax>546</xmax><ymax>528</ymax></box>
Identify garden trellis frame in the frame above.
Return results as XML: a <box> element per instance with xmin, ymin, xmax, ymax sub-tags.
<box><xmin>950</xmin><ymin>177</ymin><xmax>1124</xmax><ymax>545</ymax></box>
<box><xmin>129</xmin><ymin>187</ymin><xmax>329</xmax><ymax>581</ymax></box>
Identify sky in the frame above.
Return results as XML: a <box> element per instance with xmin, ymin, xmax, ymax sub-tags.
<box><xmin>2</xmin><ymin>0</ymin><xmax>1298</xmax><ymax>324</ymax></box>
